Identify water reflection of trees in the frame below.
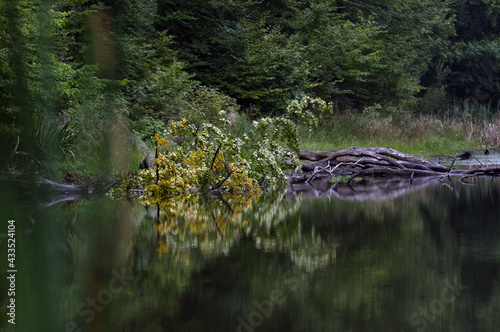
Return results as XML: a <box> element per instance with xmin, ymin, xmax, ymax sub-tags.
<box><xmin>419</xmin><ymin>178</ymin><xmax>500</xmax><ymax>331</ymax></box>
<box><xmin>120</xmin><ymin>187</ymin><xmax>432</xmax><ymax>331</ymax></box>
<box><xmin>112</xmin><ymin>179</ymin><xmax>500</xmax><ymax>331</ymax></box>
<box><xmin>37</xmin><ymin>178</ymin><xmax>500</xmax><ymax>331</ymax></box>
<box><xmin>113</xmin><ymin>189</ymin><xmax>307</xmax><ymax>331</ymax></box>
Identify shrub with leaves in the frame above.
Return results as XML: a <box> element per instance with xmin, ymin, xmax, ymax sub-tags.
<box><xmin>135</xmin><ymin>118</ymin><xmax>260</xmax><ymax>206</ymax></box>
<box><xmin>110</xmin><ymin>96</ymin><xmax>331</xmax><ymax>204</ymax></box>
<box><xmin>247</xmin><ymin>96</ymin><xmax>331</xmax><ymax>182</ymax></box>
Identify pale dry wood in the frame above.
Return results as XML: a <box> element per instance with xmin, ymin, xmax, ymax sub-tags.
<box><xmin>287</xmin><ymin>146</ymin><xmax>500</xmax><ymax>183</ymax></box>
<box><xmin>294</xmin><ymin>147</ymin><xmax>449</xmax><ymax>172</ymax></box>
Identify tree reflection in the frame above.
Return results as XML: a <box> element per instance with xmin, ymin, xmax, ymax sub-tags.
<box><xmin>20</xmin><ymin>178</ymin><xmax>500</xmax><ymax>331</ymax></box>
<box><xmin>419</xmin><ymin>178</ymin><xmax>500</xmax><ymax>331</ymax></box>
<box><xmin>108</xmin><ymin>179</ymin><xmax>500</xmax><ymax>331</ymax></box>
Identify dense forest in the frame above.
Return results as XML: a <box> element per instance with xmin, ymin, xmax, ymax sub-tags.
<box><xmin>1</xmin><ymin>0</ymin><xmax>500</xmax><ymax>179</ymax></box>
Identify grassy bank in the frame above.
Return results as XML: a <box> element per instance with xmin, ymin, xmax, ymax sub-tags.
<box><xmin>299</xmin><ymin>105</ymin><xmax>500</xmax><ymax>158</ymax></box>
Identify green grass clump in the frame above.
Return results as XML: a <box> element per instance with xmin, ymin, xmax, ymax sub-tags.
<box><xmin>299</xmin><ymin>105</ymin><xmax>499</xmax><ymax>158</ymax></box>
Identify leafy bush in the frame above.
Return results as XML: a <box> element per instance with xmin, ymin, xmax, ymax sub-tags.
<box><xmin>111</xmin><ymin>96</ymin><xmax>331</xmax><ymax>203</ymax></box>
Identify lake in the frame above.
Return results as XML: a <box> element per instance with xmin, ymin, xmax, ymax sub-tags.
<box><xmin>1</xmin><ymin>176</ymin><xmax>500</xmax><ymax>331</ymax></box>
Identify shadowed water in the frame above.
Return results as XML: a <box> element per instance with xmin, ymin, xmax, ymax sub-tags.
<box><xmin>1</xmin><ymin>177</ymin><xmax>500</xmax><ymax>331</ymax></box>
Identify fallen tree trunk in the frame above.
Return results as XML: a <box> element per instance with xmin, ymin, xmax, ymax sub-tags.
<box><xmin>293</xmin><ymin>147</ymin><xmax>449</xmax><ymax>172</ymax></box>
<box><xmin>286</xmin><ymin>147</ymin><xmax>500</xmax><ymax>201</ymax></box>
<box><xmin>286</xmin><ymin>147</ymin><xmax>500</xmax><ymax>184</ymax></box>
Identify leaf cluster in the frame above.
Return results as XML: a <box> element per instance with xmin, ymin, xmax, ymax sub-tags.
<box><xmin>113</xmin><ymin>96</ymin><xmax>331</xmax><ymax>204</ymax></box>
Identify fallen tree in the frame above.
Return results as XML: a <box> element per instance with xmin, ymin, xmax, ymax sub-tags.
<box><xmin>296</xmin><ymin>147</ymin><xmax>448</xmax><ymax>172</ymax></box>
<box><xmin>285</xmin><ymin>146</ymin><xmax>500</xmax><ymax>201</ymax></box>
<box><xmin>287</xmin><ymin>147</ymin><xmax>500</xmax><ymax>185</ymax></box>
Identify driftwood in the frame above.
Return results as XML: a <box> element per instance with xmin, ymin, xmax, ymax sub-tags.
<box><xmin>286</xmin><ymin>146</ymin><xmax>500</xmax><ymax>202</ymax></box>
<box><xmin>286</xmin><ymin>147</ymin><xmax>500</xmax><ymax>186</ymax></box>
<box><xmin>295</xmin><ymin>147</ymin><xmax>449</xmax><ymax>172</ymax></box>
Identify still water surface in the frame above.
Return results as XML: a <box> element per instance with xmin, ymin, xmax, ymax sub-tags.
<box><xmin>1</xmin><ymin>177</ymin><xmax>500</xmax><ymax>332</ymax></box>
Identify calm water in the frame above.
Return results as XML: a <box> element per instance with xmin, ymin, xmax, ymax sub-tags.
<box><xmin>1</xmin><ymin>177</ymin><xmax>500</xmax><ymax>332</ymax></box>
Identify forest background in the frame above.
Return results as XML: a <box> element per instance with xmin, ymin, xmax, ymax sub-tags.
<box><xmin>2</xmin><ymin>0</ymin><xmax>500</xmax><ymax>181</ymax></box>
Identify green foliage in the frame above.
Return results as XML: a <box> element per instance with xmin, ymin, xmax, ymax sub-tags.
<box><xmin>0</xmin><ymin>0</ymin><xmax>38</xmax><ymax>157</ymax></box>
<box><xmin>130</xmin><ymin>119</ymin><xmax>261</xmax><ymax>205</ymax></box>
<box><xmin>299</xmin><ymin>105</ymin><xmax>484</xmax><ymax>157</ymax></box>
<box><xmin>447</xmin><ymin>40</ymin><xmax>500</xmax><ymax>105</ymax></box>
<box><xmin>32</xmin><ymin>114</ymin><xmax>76</xmax><ymax>160</ymax></box>
<box><xmin>112</xmin><ymin>96</ymin><xmax>331</xmax><ymax>203</ymax></box>
<box><xmin>248</xmin><ymin>96</ymin><xmax>331</xmax><ymax>181</ymax></box>
<box><xmin>5</xmin><ymin>114</ymin><xmax>77</xmax><ymax>174</ymax></box>
<box><xmin>445</xmin><ymin>0</ymin><xmax>500</xmax><ymax>105</ymax></box>
<box><xmin>340</xmin><ymin>0</ymin><xmax>455</xmax><ymax>107</ymax></box>
<box><xmin>302</xmin><ymin>12</ymin><xmax>389</xmax><ymax>107</ymax></box>
<box><xmin>452</xmin><ymin>0</ymin><xmax>500</xmax><ymax>41</ymax></box>
<box><xmin>128</xmin><ymin>74</ymin><xmax>238</xmax><ymax>143</ymax></box>
<box><xmin>159</xmin><ymin>0</ymin><xmax>456</xmax><ymax>111</ymax></box>
<box><xmin>210</xmin><ymin>19</ymin><xmax>310</xmax><ymax>112</ymax></box>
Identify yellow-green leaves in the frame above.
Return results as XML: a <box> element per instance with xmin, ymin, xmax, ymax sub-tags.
<box><xmin>110</xmin><ymin>96</ymin><xmax>329</xmax><ymax>204</ymax></box>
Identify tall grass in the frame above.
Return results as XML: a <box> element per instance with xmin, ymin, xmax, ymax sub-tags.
<box><xmin>299</xmin><ymin>103</ymin><xmax>500</xmax><ymax>157</ymax></box>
